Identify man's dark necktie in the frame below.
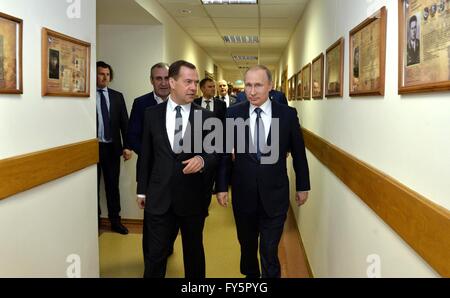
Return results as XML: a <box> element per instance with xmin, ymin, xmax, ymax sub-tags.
<box><xmin>221</xmin><ymin>96</ymin><xmax>225</xmax><ymax>101</ymax></box>
<box><xmin>254</xmin><ymin>108</ymin><xmax>265</xmax><ymax>161</ymax></box>
<box><xmin>98</xmin><ymin>89</ymin><xmax>111</xmax><ymax>141</ymax></box>
<box><xmin>205</xmin><ymin>100</ymin><xmax>211</xmax><ymax>111</ymax></box>
<box><xmin>173</xmin><ymin>106</ymin><xmax>183</xmax><ymax>153</ymax></box>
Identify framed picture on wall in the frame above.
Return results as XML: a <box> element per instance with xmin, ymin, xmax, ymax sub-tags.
<box><xmin>312</xmin><ymin>53</ymin><xmax>324</xmax><ymax>99</ymax></box>
<box><xmin>42</xmin><ymin>28</ymin><xmax>91</xmax><ymax>97</ymax></box>
<box><xmin>302</xmin><ymin>63</ymin><xmax>311</xmax><ymax>100</ymax></box>
<box><xmin>0</xmin><ymin>12</ymin><xmax>23</xmax><ymax>94</ymax></box>
<box><xmin>288</xmin><ymin>76</ymin><xmax>293</xmax><ymax>101</ymax></box>
<box><xmin>281</xmin><ymin>68</ymin><xmax>287</xmax><ymax>95</ymax></box>
<box><xmin>349</xmin><ymin>6</ymin><xmax>387</xmax><ymax>96</ymax></box>
<box><xmin>296</xmin><ymin>70</ymin><xmax>302</xmax><ymax>100</ymax></box>
<box><xmin>326</xmin><ymin>37</ymin><xmax>344</xmax><ymax>97</ymax></box>
<box><xmin>398</xmin><ymin>0</ymin><xmax>450</xmax><ymax>94</ymax></box>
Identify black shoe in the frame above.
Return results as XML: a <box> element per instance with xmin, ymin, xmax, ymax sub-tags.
<box><xmin>111</xmin><ymin>222</ymin><xmax>129</xmax><ymax>235</ymax></box>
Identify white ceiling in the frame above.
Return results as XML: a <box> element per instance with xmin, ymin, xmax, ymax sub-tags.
<box><xmin>97</xmin><ymin>0</ymin><xmax>309</xmax><ymax>78</ymax></box>
<box><xmin>155</xmin><ymin>0</ymin><xmax>308</xmax><ymax>73</ymax></box>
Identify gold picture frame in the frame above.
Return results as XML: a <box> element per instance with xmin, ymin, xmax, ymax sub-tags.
<box><xmin>302</xmin><ymin>63</ymin><xmax>311</xmax><ymax>100</ymax></box>
<box><xmin>398</xmin><ymin>0</ymin><xmax>450</xmax><ymax>94</ymax></box>
<box><xmin>326</xmin><ymin>37</ymin><xmax>344</xmax><ymax>98</ymax></box>
<box><xmin>312</xmin><ymin>53</ymin><xmax>324</xmax><ymax>99</ymax></box>
<box><xmin>349</xmin><ymin>6</ymin><xmax>387</xmax><ymax>96</ymax></box>
<box><xmin>42</xmin><ymin>28</ymin><xmax>91</xmax><ymax>97</ymax></box>
<box><xmin>0</xmin><ymin>12</ymin><xmax>23</xmax><ymax>94</ymax></box>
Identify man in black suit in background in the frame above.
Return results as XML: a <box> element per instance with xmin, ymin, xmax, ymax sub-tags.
<box><xmin>96</xmin><ymin>61</ymin><xmax>132</xmax><ymax>235</ymax></box>
<box><xmin>194</xmin><ymin>78</ymin><xmax>227</xmax><ymax>202</ymax></box>
<box><xmin>127</xmin><ymin>63</ymin><xmax>170</xmax><ymax>156</ymax></box>
<box><xmin>136</xmin><ymin>60</ymin><xmax>218</xmax><ymax>278</ymax></box>
<box><xmin>216</xmin><ymin>65</ymin><xmax>310</xmax><ymax>278</ymax></box>
<box><xmin>218</xmin><ymin>79</ymin><xmax>237</xmax><ymax>107</ymax></box>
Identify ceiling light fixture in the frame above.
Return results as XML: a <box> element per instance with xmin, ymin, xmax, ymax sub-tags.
<box><xmin>201</xmin><ymin>0</ymin><xmax>257</xmax><ymax>5</ymax></box>
<box><xmin>233</xmin><ymin>55</ymin><xmax>258</xmax><ymax>61</ymax></box>
<box><xmin>223</xmin><ymin>35</ymin><xmax>259</xmax><ymax>44</ymax></box>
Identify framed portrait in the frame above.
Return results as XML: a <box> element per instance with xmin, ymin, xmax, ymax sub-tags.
<box><xmin>288</xmin><ymin>76</ymin><xmax>294</xmax><ymax>101</ymax></box>
<box><xmin>312</xmin><ymin>53</ymin><xmax>324</xmax><ymax>99</ymax></box>
<box><xmin>399</xmin><ymin>0</ymin><xmax>450</xmax><ymax>94</ymax></box>
<box><xmin>0</xmin><ymin>12</ymin><xmax>22</xmax><ymax>94</ymax></box>
<box><xmin>349</xmin><ymin>6</ymin><xmax>387</xmax><ymax>96</ymax></box>
<box><xmin>326</xmin><ymin>37</ymin><xmax>344</xmax><ymax>97</ymax></box>
<box><xmin>302</xmin><ymin>63</ymin><xmax>311</xmax><ymax>100</ymax></box>
<box><xmin>296</xmin><ymin>70</ymin><xmax>302</xmax><ymax>100</ymax></box>
<box><xmin>42</xmin><ymin>28</ymin><xmax>91</xmax><ymax>97</ymax></box>
<box><xmin>281</xmin><ymin>68</ymin><xmax>287</xmax><ymax>95</ymax></box>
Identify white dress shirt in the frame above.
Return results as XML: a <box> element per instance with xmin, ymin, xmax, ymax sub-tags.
<box><xmin>166</xmin><ymin>96</ymin><xmax>191</xmax><ymax>150</ymax></box>
<box><xmin>249</xmin><ymin>99</ymin><xmax>272</xmax><ymax>144</ymax></box>
<box><xmin>201</xmin><ymin>97</ymin><xmax>215</xmax><ymax>111</ymax></box>
<box><xmin>154</xmin><ymin>94</ymin><xmax>166</xmax><ymax>104</ymax></box>
<box><xmin>220</xmin><ymin>94</ymin><xmax>231</xmax><ymax>108</ymax></box>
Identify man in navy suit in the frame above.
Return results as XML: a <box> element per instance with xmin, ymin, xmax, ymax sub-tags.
<box><xmin>216</xmin><ymin>65</ymin><xmax>310</xmax><ymax>278</ymax></box>
<box><xmin>96</xmin><ymin>61</ymin><xmax>132</xmax><ymax>235</ymax></box>
<box><xmin>236</xmin><ymin>89</ymin><xmax>288</xmax><ymax>105</ymax></box>
<box><xmin>127</xmin><ymin>63</ymin><xmax>170</xmax><ymax>155</ymax></box>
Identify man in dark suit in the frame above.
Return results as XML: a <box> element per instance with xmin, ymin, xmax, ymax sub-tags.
<box><xmin>216</xmin><ymin>65</ymin><xmax>310</xmax><ymax>278</ymax></box>
<box><xmin>136</xmin><ymin>60</ymin><xmax>218</xmax><ymax>278</ymax></box>
<box><xmin>218</xmin><ymin>79</ymin><xmax>237</xmax><ymax>107</ymax></box>
<box><xmin>236</xmin><ymin>89</ymin><xmax>288</xmax><ymax>105</ymax></box>
<box><xmin>96</xmin><ymin>61</ymin><xmax>132</xmax><ymax>235</ymax></box>
<box><xmin>407</xmin><ymin>15</ymin><xmax>420</xmax><ymax>66</ymax></box>
<box><xmin>194</xmin><ymin>77</ymin><xmax>227</xmax><ymax>201</ymax></box>
<box><xmin>127</xmin><ymin>63</ymin><xmax>170</xmax><ymax>155</ymax></box>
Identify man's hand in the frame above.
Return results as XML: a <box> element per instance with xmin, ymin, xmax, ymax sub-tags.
<box><xmin>123</xmin><ymin>149</ymin><xmax>133</xmax><ymax>161</ymax></box>
<box><xmin>182</xmin><ymin>156</ymin><xmax>204</xmax><ymax>174</ymax></box>
<box><xmin>136</xmin><ymin>196</ymin><xmax>145</xmax><ymax>209</ymax></box>
<box><xmin>295</xmin><ymin>191</ymin><xmax>309</xmax><ymax>206</ymax></box>
<box><xmin>217</xmin><ymin>192</ymin><xmax>229</xmax><ymax>207</ymax></box>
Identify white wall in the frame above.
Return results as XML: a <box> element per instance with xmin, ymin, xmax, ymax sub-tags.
<box><xmin>281</xmin><ymin>0</ymin><xmax>449</xmax><ymax>277</ymax></box>
<box><xmin>0</xmin><ymin>0</ymin><xmax>98</xmax><ymax>277</ymax></box>
<box><xmin>136</xmin><ymin>0</ymin><xmax>216</xmax><ymax>76</ymax></box>
<box><xmin>97</xmin><ymin>24</ymin><xmax>163</xmax><ymax>219</ymax></box>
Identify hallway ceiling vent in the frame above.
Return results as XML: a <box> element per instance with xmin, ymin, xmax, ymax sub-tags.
<box><xmin>201</xmin><ymin>0</ymin><xmax>257</xmax><ymax>4</ymax></box>
<box><xmin>233</xmin><ymin>55</ymin><xmax>258</xmax><ymax>61</ymax></box>
<box><xmin>223</xmin><ymin>35</ymin><xmax>259</xmax><ymax>44</ymax></box>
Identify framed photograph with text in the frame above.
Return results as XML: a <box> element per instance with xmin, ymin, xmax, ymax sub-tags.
<box><xmin>296</xmin><ymin>70</ymin><xmax>302</xmax><ymax>100</ymax></box>
<box><xmin>0</xmin><ymin>12</ymin><xmax>22</xmax><ymax>94</ymax></box>
<box><xmin>302</xmin><ymin>63</ymin><xmax>311</xmax><ymax>100</ymax></box>
<box><xmin>42</xmin><ymin>27</ymin><xmax>91</xmax><ymax>97</ymax></box>
<box><xmin>326</xmin><ymin>37</ymin><xmax>344</xmax><ymax>97</ymax></box>
<box><xmin>349</xmin><ymin>6</ymin><xmax>387</xmax><ymax>96</ymax></box>
<box><xmin>312</xmin><ymin>53</ymin><xmax>324</xmax><ymax>99</ymax></box>
<box><xmin>399</xmin><ymin>0</ymin><xmax>450</xmax><ymax>94</ymax></box>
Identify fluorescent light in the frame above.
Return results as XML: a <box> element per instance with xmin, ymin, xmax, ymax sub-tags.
<box><xmin>233</xmin><ymin>55</ymin><xmax>258</xmax><ymax>61</ymax></box>
<box><xmin>223</xmin><ymin>35</ymin><xmax>259</xmax><ymax>44</ymax></box>
<box><xmin>201</xmin><ymin>0</ymin><xmax>257</xmax><ymax>4</ymax></box>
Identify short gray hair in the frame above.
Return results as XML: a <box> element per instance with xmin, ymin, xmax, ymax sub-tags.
<box><xmin>150</xmin><ymin>62</ymin><xmax>169</xmax><ymax>79</ymax></box>
<box><xmin>244</xmin><ymin>65</ymin><xmax>273</xmax><ymax>83</ymax></box>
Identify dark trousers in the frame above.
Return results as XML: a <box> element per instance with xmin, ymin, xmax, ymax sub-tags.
<box><xmin>143</xmin><ymin>209</ymin><xmax>206</xmax><ymax>278</ymax></box>
<box><xmin>233</xmin><ymin>199</ymin><xmax>287</xmax><ymax>278</ymax></box>
<box><xmin>97</xmin><ymin>142</ymin><xmax>121</xmax><ymax>221</ymax></box>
